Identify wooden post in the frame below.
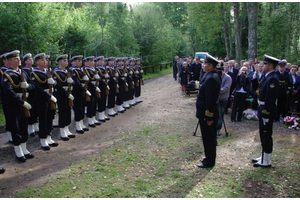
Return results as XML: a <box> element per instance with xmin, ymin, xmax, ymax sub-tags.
<box><xmin>165</xmin><ymin>63</ymin><xmax>168</xmax><ymax>69</ymax></box>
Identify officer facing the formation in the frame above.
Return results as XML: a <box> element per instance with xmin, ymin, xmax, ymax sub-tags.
<box><xmin>106</xmin><ymin>57</ymin><xmax>118</xmax><ymax>116</ymax></box>
<box><xmin>83</xmin><ymin>56</ymin><xmax>101</xmax><ymax>127</ymax></box>
<box><xmin>196</xmin><ymin>54</ymin><xmax>221</xmax><ymax>168</ymax></box>
<box><xmin>52</xmin><ymin>54</ymin><xmax>76</xmax><ymax>140</ymax></box>
<box><xmin>31</xmin><ymin>53</ymin><xmax>58</xmax><ymax>150</ymax></box>
<box><xmin>22</xmin><ymin>53</ymin><xmax>39</xmax><ymax>137</ymax></box>
<box><xmin>0</xmin><ymin>53</ymin><xmax>13</xmax><ymax>144</ymax></box>
<box><xmin>252</xmin><ymin>55</ymin><xmax>280</xmax><ymax>168</ymax></box>
<box><xmin>2</xmin><ymin>50</ymin><xmax>35</xmax><ymax>162</ymax></box>
<box><xmin>94</xmin><ymin>56</ymin><xmax>110</xmax><ymax>122</ymax></box>
<box><xmin>70</xmin><ymin>55</ymin><xmax>90</xmax><ymax>133</ymax></box>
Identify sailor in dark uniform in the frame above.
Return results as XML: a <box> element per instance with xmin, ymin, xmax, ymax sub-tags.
<box><xmin>22</xmin><ymin>53</ymin><xmax>39</xmax><ymax>137</ymax></box>
<box><xmin>0</xmin><ymin>53</ymin><xmax>13</xmax><ymax>144</ymax></box>
<box><xmin>196</xmin><ymin>54</ymin><xmax>221</xmax><ymax>168</ymax></box>
<box><xmin>83</xmin><ymin>56</ymin><xmax>101</xmax><ymax>127</ymax></box>
<box><xmin>115</xmin><ymin>58</ymin><xmax>126</xmax><ymax>113</ymax></box>
<box><xmin>128</xmin><ymin>59</ymin><xmax>137</xmax><ymax>106</ymax></box>
<box><xmin>31</xmin><ymin>53</ymin><xmax>58</xmax><ymax>150</ymax></box>
<box><xmin>275</xmin><ymin>60</ymin><xmax>290</xmax><ymax>120</ymax></box>
<box><xmin>2</xmin><ymin>50</ymin><xmax>35</xmax><ymax>162</ymax></box>
<box><xmin>106</xmin><ymin>57</ymin><xmax>118</xmax><ymax>116</ymax></box>
<box><xmin>134</xmin><ymin>58</ymin><xmax>143</xmax><ymax>103</ymax></box>
<box><xmin>70</xmin><ymin>55</ymin><xmax>90</xmax><ymax>133</ymax></box>
<box><xmin>252</xmin><ymin>55</ymin><xmax>280</xmax><ymax>167</ymax></box>
<box><xmin>95</xmin><ymin>56</ymin><xmax>110</xmax><ymax>122</ymax></box>
<box><xmin>52</xmin><ymin>54</ymin><xmax>76</xmax><ymax>140</ymax></box>
<box><xmin>122</xmin><ymin>57</ymin><xmax>131</xmax><ymax>109</ymax></box>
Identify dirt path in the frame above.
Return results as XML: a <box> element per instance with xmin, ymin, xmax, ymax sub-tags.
<box><xmin>0</xmin><ymin>72</ymin><xmax>297</xmax><ymax>197</ymax></box>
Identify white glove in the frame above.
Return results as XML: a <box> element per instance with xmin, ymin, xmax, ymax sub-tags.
<box><xmin>135</xmin><ymin>70</ymin><xmax>139</xmax><ymax>74</ymax></box>
<box><xmin>94</xmin><ymin>74</ymin><xmax>100</xmax><ymax>80</ymax></box>
<box><xmin>124</xmin><ymin>73</ymin><xmax>128</xmax><ymax>77</ymax></box>
<box><xmin>129</xmin><ymin>71</ymin><xmax>133</xmax><ymax>75</ymax></box>
<box><xmin>95</xmin><ymin>87</ymin><xmax>100</xmax><ymax>92</ymax></box>
<box><xmin>140</xmin><ymin>70</ymin><xmax>144</xmax><ymax>73</ymax></box>
<box><xmin>262</xmin><ymin>118</ymin><xmax>269</xmax><ymax>125</ymax></box>
<box><xmin>115</xmin><ymin>73</ymin><xmax>119</xmax><ymax>77</ymax></box>
<box><xmin>107</xmin><ymin>85</ymin><xmax>110</xmax><ymax>90</ymax></box>
<box><xmin>21</xmin><ymin>82</ymin><xmax>29</xmax><ymax>89</ymax></box>
<box><xmin>50</xmin><ymin>95</ymin><xmax>57</xmax><ymax>103</ymax></box>
<box><xmin>117</xmin><ymin>84</ymin><xmax>119</xmax><ymax>88</ymax></box>
<box><xmin>67</xmin><ymin>77</ymin><xmax>74</xmax><ymax>84</ymax></box>
<box><xmin>126</xmin><ymin>83</ymin><xmax>128</xmax><ymax>87</ymax></box>
<box><xmin>121</xmin><ymin>77</ymin><xmax>125</xmax><ymax>80</ymax></box>
<box><xmin>83</xmin><ymin>75</ymin><xmax>89</xmax><ymax>81</ymax></box>
<box><xmin>86</xmin><ymin>90</ymin><xmax>91</xmax><ymax>96</ymax></box>
<box><xmin>68</xmin><ymin>94</ymin><xmax>74</xmax><ymax>100</ymax></box>
<box><xmin>105</xmin><ymin>73</ymin><xmax>109</xmax><ymax>78</ymax></box>
<box><xmin>48</xmin><ymin>78</ymin><xmax>55</xmax><ymax>85</ymax></box>
<box><xmin>23</xmin><ymin>101</ymin><xmax>32</xmax><ymax>110</ymax></box>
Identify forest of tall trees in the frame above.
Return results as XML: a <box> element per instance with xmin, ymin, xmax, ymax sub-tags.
<box><xmin>0</xmin><ymin>2</ymin><xmax>299</xmax><ymax>66</ymax></box>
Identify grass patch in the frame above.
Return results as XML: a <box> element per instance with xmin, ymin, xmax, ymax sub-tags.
<box><xmin>143</xmin><ymin>67</ymin><xmax>173</xmax><ymax>80</ymax></box>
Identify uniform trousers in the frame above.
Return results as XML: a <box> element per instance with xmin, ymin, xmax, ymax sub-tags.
<box><xmin>107</xmin><ymin>81</ymin><xmax>116</xmax><ymax>109</ymax></box>
<box><xmin>258</xmin><ymin>107</ymin><xmax>274</xmax><ymax>154</ymax></box>
<box><xmin>231</xmin><ymin>92</ymin><xmax>247</xmax><ymax>121</ymax></box>
<box><xmin>86</xmin><ymin>92</ymin><xmax>96</xmax><ymax>118</ymax></box>
<box><xmin>73</xmin><ymin>92</ymin><xmax>85</xmax><ymax>121</ymax></box>
<box><xmin>37</xmin><ymin>98</ymin><xmax>53</xmax><ymax>139</ymax></box>
<box><xmin>57</xmin><ymin>95</ymin><xmax>71</xmax><ymax>128</ymax></box>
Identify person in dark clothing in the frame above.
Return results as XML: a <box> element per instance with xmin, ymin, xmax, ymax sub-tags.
<box><xmin>173</xmin><ymin>56</ymin><xmax>178</xmax><ymax>81</ymax></box>
<box><xmin>231</xmin><ymin>66</ymin><xmax>250</xmax><ymax>122</ymax></box>
<box><xmin>196</xmin><ymin>54</ymin><xmax>221</xmax><ymax>168</ymax></box>
<box><xmin>180</xmin><ymin>62</ymin><xmax>190</xmax><ymax>95</ymax></box>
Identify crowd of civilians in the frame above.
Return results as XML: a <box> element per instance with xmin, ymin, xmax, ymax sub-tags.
<box><xmin>173</xmin><ymin>55</ymin><xmax>300</xmax><ymax>135</ymax></box>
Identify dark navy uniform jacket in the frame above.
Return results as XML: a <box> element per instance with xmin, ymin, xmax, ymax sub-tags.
<box><xmin>275</xmin><ymin>70</ymin><xmax>289</xmax><ymax>94</ymax></box>
<box><xmin>52</xmin><ymin>67</ymin><xmax>71</xmax><ymax>99</ymax></box>
<box><xmin>31</xmin><ymin>68</ymin><xmax>51</xmax><ymax>101</ymax></box>
<box><xmin>196</xmin><ymin>70</ymin><xmax>221</xmax><ymax>121</ymax></box>
<box><xmin>258</xmin><ymin>71</ymin><xmax>279</xmax><ymax>119</ymax></box>
<box><xmin>70</xmin><ymin>66</ymin><xmax>86</xmax><ymax>95</ymax></box>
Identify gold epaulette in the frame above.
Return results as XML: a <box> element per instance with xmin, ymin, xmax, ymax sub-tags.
<box><xmin>205</xmin><ymin>110</ymin><xmax>214</xmax><ymax>118</ymax></box>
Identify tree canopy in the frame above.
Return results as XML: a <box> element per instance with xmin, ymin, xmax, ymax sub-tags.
<box><xmin>0</xmin><ymin>2</ymin><xmax>299</xmax><ymax>66</ymax></box>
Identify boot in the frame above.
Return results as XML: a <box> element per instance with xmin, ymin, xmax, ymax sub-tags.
<box><xmin>60</xmin><ymin>128</ymin><xmax>69</xmax><ymax>141</ymax></box>
<box><xmin>64</xmin><ymin>126</ymin><xmax>75</xmax><ymax>138</ymax></box>
<box><xmin>253</xmin><ymin>152</ymin><xmax>271</xmax><ymax>168</ymax></box>
<box><xmin>135</xmin><ymin>97</ymin><xmax>142</xmax><ymax>103</ymax></box>
<box><xmin>20</xmin><ymin>143</ymin><xmax>34</xmax><ymax>159</ymax></box>
<box><xmin>88</xmin><ymin>118</ymin><xmax>96</xmax><ymax>127</ymax></box>
<box><xmin>40</xmin><ymin>138</ymin><xmax>50</xmax><ymax>150</ymax></box>
<box><xmin>28</xmin><ymin>124</ymin><xmax>35</xmax><ymax>137</ymax></box>
<box><xmin>108</xmin><ymin>108</ymin><xmax>116</xmax><ymax>117</ymax></box>
<box><xmin>0</xmin><ymin>167</ymin><xmax>5</xmax><ymax>174</ymax></box>
<box><xmin>7</xmin><ymin>131</ymin><xmax>13</xmax><ymax>143</ymax></box>
<box><xmin>76</xmin><ymin>121</ymin><xmax>84</xmax><ymax>134</ymax></box>
<box><xmin>80</xmin><ymin>120</ymin><xmax>89</xmax><ymax>131</ymax></box>
<box><xmin>117</xmin><ymin>105</ymin><xmax>125</xmax><ymax>113</ymax></box>
<box><xmin>252</xmin><ymin>155</ymin><xmax>261</xmax><ymax>163</ymax></box>
<box><xmin>47</xmin><ymin>135</ymin><xmax>58</xmax><ymax>147</ymax></box>
<box><xmin>34</xmin><ymin>123</ymin><xmax>39</xmax><ymax>133</ymax></box>
<box><xmin>98</xmin><ymin>112</ymin><xmax>106</xmax><ymax>122</ymax></box>
<box><xmin>129</xmin><ymin>99</ymin><xmax>136</xmax><ymax>106</ymax></box>
<box><xmin>14</xmin><ymin>145</ymin><xmax>26</xmax><ymax>162</ymax></box>
<box><xmin>93</xmin><ymin>116</ymin><xmax>101</xmax><ymax>125</ymax></box>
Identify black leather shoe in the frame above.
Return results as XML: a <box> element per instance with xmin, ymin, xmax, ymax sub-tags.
<box><xmin>89</xmin><ymin>123</ymin><xmax>96</xmax><ymax>128</ymax></box>
<box><xmin>98</xmin><ymin>119</ymin><xmax>106</xmax><ymax>122</ymax></box>
<box><xmin>8</xmin><ymin>140</ymin><xmax>13</xmax><ymax>144</ymax></box>
<box><xmin>0</xmin><ymin>167</ymin><xmax>5</xmax><ymax>174</ymax></box>
<box><xmin>83</xmin><ymin>127</ymin><xmax>89</xmax><ymax>131</ymax></box>
<box><xmin>29</xmin><ymin>132</ymin><xmax>35</xmax><ymax>137</ymax></box>
<box><xmin>61</xmin><ymin>137</ymin><xmax>69</xmax><ymax>141</ymax></box>
<box><xmin>105</xmin><ymin>117</ymin><xmax>110</xmax><ymax>120</ymax></box>
<box><xmin>68</xmin><ymin>134</ymin><xmax>76</xmax><ymax>138</ymax></box>
<box><xmin>49</xmin><ymin>142</ymin><xmax>59</xmax><ymax>147</ymax></box>
<box><xmin>24</xmin><ymin>153</ymin><xmax>34</xmax><ymax>159</ymax></box>
<box><xmin>41</xmin><ymin>145</ymin><xmax>51</xmax><ymax>151</ymax></box>
<box><xmin>108</xmin><ymin>114</ymin><xmax>116</xmax><ymax>117</ymax></box>
<box><xmin>252</xmin><ymin>158</ymin><xmax>259</xmax><ymax>163</ymax></box>
<box><xmin>16</xmin><ymin>156</ymin><xmax>26</xmax><ymax>162</ymax></box>
<box><xmin>253</xmin><ymin>163</ymin><xmax>271</xmax><ymax>168</ymax></box>
<box><xmin>76</xmin><ymin>129</ymin><xmax>85</xmax><ymax>134</ymax></box>
<box><xmin>94</xmin><ymin>121</ymin><xmax>101</xmax><ymax>125</ymax></box>
<box><xmin>118</xmin><ymin>110</ymin><xmax>124</xmax><ymax>113</ymax></box>
<box><xmin>196</xmin><ymin>163</ymin><xmax>213</xmax><ymax>168</ymax></box>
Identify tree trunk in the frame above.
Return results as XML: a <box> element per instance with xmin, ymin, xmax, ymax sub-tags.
<box><xmin>226</xmin><ymin>4</ymin><xmax>233</xmax><ymax>59</ymax></box>
<box><xmin>247</xmin><ymin>2</ymin><xmax>257</xmax><ymax>60</ymax></box>
<box><xmin>293</xmin><ymin>2</ymin><xmax>300</xmax><ymax>60</ymax></box>
<box><xmin>233</xmin><ymin>2</ymin><xmax>242</xmax><ymax>63</ymax></box>
<box><xmin>221</xmin><ymin>3</ymin><xmax>229</xmax><ymax>60</ymax></box>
